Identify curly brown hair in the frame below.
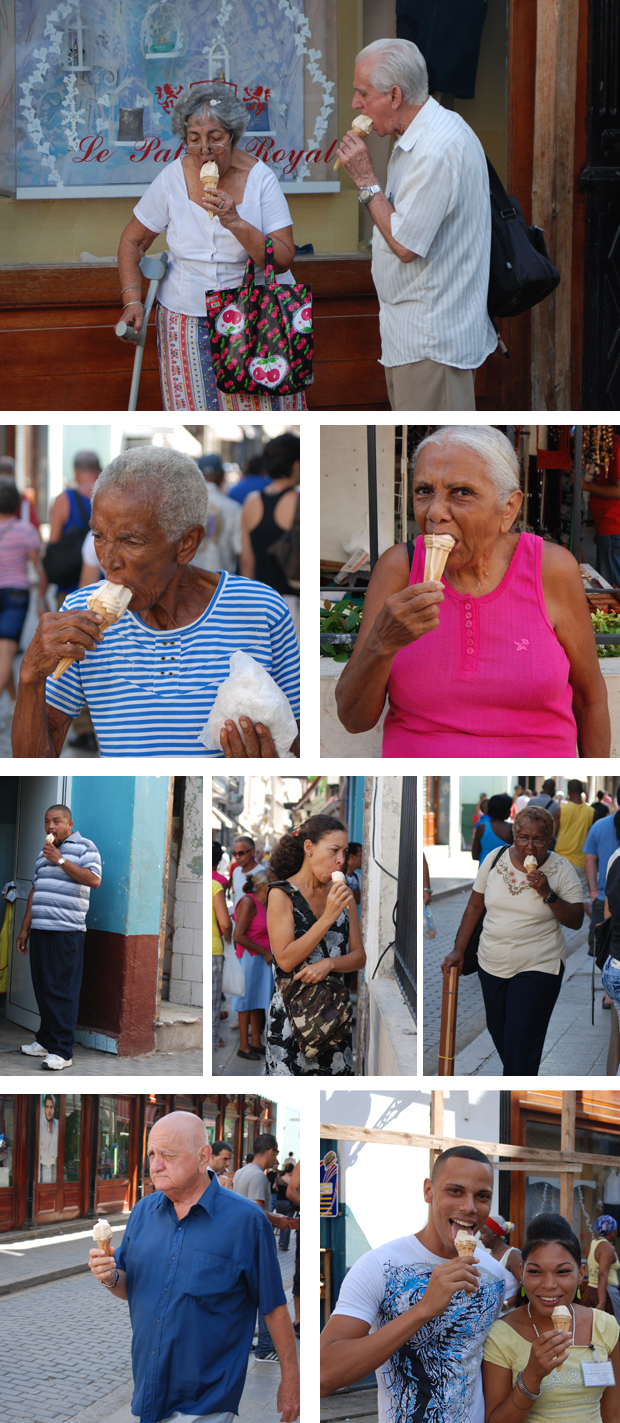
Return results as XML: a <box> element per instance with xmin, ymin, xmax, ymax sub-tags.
<box><xmin>513</xmin><ymin>806</ymin><xmax>555</xmax><ymax>840</ymax></box>
<box><xmin>269</xmin><ymin>815</ymin><xmax>347</xmax><ymax>879</ymax></box>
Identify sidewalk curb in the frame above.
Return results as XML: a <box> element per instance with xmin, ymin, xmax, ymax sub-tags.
<box><xmin>0</xmin><ymin>1260</ymin><xmax>89</xmax><ymax>1296</ymax></box>
<box><xmin>431</xmin><ymin>882</ymin><xmax>475</xmax><ymax>903</ymax></box>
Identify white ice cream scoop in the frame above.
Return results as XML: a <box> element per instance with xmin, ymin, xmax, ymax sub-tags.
<box><xmin>331</xmin><ymin>871</ymin><xmax>346</xmax><ymax>883</ymax></box>
<box><xmin>334</xmin><ymin>114</ymin><xmax>374</xmax><ymax>169</ymax></box>
<box><xmin>92</xmin><ymin>1218</ymin><xmax>113</xmax><ymax>1255</ymax></box>
<box><xmin>45</xmin><ymin>834</ymin><xmax>55</xmax><ymax>844</ymax></box>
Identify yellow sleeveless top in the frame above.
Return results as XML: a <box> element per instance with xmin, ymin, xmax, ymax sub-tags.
<box><xmin>587</xmin><ymin>1237</ymin><xmax>619</xmax><ymax>1289</ymax></box>
<box><xmin>483</xmin><ymin>1310</ymin><xmax>619</xmax><ymax>1422</ymax></box>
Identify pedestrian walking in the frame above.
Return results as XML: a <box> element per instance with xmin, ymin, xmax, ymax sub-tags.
<box><xmin>335</xmin><ymin>38</ymin><xmax>496</xmax><ymax>410</ymax></box>
<box><xmin>240</xmin><ymin>434</ymin><xmax>300</xmax><ymax>641</ymax></box>
<box><xmin>232</xmin><ymin>864</ymin><xmax>274</xmax><ymax>1061</ymax></box>
<box><xmin>193</xmin><ymin>453</ymin><xmax>242</xmax><ymax>574</ymax></box>
<box><xmin>442</xmin><ymin>807</ymin><xmax>584</xmax><ymax>1075</ymax></box>
<box><xmin>471</xmin><ymin>794</ymin><xmax>513</xmax><ymax>865</ymax></box>
<box><xmin>89</xmin><ymin>1111</ymin><xmax>300</xmax><ymax>1423</ymax></box>
<box><xmin>18</xmin><ymin>803</ymin><xmax>101</xmax><ymax>1071</ymax></box>
<box><xmin>275</xmin><ymin>1161</ymin><xmax>296</xmax><ymax>1251</ymax></box>
<box><xmin>232</xmin><ymin>1133</ymin><xmax>299</xmax><ymax>1365</ymax></box>
<box><xmin>0</xmin><ymin>477</ymin><xmax>40</xmax><ymax>721</ymax></box>
<box><xmin>553</xmin><ymin>779</ymin><xmax>594</xmax><ymax>915</ymax></box>
<box><xmin>212</xmin><ymin>876</ymin><xmax>232</xmax><ymax>1056</ymax></box>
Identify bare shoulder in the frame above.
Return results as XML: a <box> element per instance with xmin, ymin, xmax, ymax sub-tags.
<box><xmin>541</xmin><ymin>541</ymin><xmax>585</xmax><ymax>592</ymax></box>
<box><xmin>369</xmin><ymin>541</ymin><xmax>411</xmax><ymax>592</ymax></box>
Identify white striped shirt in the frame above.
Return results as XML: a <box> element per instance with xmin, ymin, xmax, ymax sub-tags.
<box><xmin>44</xmin><ymin>575</ymin><xmax>300</xmax><ymax>757</ymax></box>
<box><xmin>371</xmin><ymin>96</ymin><xmax>496</xmax><ymax>369</ymax></box>
<box><xmin>31</xmin><ymin>832</ymin><xmax>102</xmax><ymax>931</ymax></box>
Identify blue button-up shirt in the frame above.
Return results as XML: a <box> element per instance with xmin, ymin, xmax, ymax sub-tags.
<box><xmin>115</xmin><ymin>1171</ymin><xmax>286</xmax><ymax>1422</ymax></box>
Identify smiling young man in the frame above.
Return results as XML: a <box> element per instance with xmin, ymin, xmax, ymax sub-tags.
<box><xmin>18</xmin><ymin>804</ymin><xmax>101</xmax><ymax>1071</ymax></box>
<box><xmin>320</xmin><ymin>1145</ymin><xmax>517</xmax><ymax>1422</ymax></box>
<box><xmin>12</xmin><ymin>447</ymin><xmax>300</xmax><ymax>759</ymax></box>
<box><xmin>88</xmin><ymin>1111</ymin><xmax>299</xmax><ymax>1423</ymax></box>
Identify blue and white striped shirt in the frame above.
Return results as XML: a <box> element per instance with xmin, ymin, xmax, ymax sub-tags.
<box><xmin>371</xmin><ymin>96</ymin><xmax>497</xmax><ymax>370</ymax></box>
<box><xmin>44</xmin><ymin>575</ymin><xmax>300</xmax><ymax>757</ymax></box>
<box><xmin>31</xmin><ymin>831</ymin><xmax>102</xmax><ymax>931</ymax></box>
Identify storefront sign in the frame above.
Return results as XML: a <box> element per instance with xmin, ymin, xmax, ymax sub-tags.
<box><xmin>320</xmin><ymin>1149</ymin><xmax>338</xmax><ymax>1216</ymax></box>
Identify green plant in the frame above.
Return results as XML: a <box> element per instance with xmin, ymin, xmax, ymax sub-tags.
<box><xmin>320</xmin><ymin>598</ymin><xmax>363</xmax><ymax>662</ymax></box>
<box><xmin>591</xmin><ymin>609</ymin><xmax>620</xmax><ymax>658</ymax></box>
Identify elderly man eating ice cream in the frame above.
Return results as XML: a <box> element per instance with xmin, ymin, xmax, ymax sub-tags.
<box><xmin>321</xmin><ymin>1145</ymin><xmax>517</xmax><ymax>1423</ymax></box>
<box><xmin>13</xmin><ymin>447</ymin><xmax>299</xmax><ymax>758</ymax></box>
<box><xmin>89</xmin><ymin>1110</ymin><xmax>300</xmax><ymax>1423</ymax></box>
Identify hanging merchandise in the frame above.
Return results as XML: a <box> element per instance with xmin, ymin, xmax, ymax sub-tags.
<box><xmin>583</xmin><ymin>426</ymin><xmax>614</xmax><ymax>478</ymax></box>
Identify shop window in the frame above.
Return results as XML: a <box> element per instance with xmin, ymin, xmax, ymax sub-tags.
<box><xmin>39</xmin><ymin>1094</ymin><xmax>59</xmax><ymax>1183</ymax></box>
<box><xmin>63</xmin><ymin>1096</ymin><xmax>82</xmax><ymax>1183</ymax></box>
<box><xmin>0</xmin><ymin>1096</ymin><xmax>14</xmax><ymax>1189</ymax></box>
<box><xmin>524</xmin><ymin>1119</ymin><xmax>620</xmax><ymax>1245</ymax></box>
<box><xmin>98</xmin><ymin>1097</ymin><xmax>131</xmax><ymax>1181</ymax></box>
<box><xmin>144</xmin><ymin>1096</ymin><xmax>168</xmax><ymax>1182</ymax></box>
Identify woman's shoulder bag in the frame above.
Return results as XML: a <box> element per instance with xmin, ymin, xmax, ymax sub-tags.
<box><xmin>594</xmin><ymin>915</ymin><xmax>615</xmax><ymax>972</ymax></box>
<box><xmin>461</xmin><ymin>845</ymin><xmax>508</xmax><ymax>976</ymax></box>
<box><xmin>205</xmin><ymin>239</ymin><xmax>313</xmax><ymax>396</ymax></box>
<box><xmin>267</xmin><ymin>880</ymin><xmax>352</xmax><ymax>1058</ymax></box>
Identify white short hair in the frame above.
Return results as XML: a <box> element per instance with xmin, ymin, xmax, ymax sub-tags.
<box><xmin>411</xmin><ymin>426</ymin><xmax>521</xmax><ymax>506</ymax></box>
<box><xmin>93</xmin><ymin>446</ymin><xmax>208</xmax><ymax>540</ymax></box>
<box><xmin>356</xmin><ymin>38</ymin><xmax>429</xmax><ymax>106</ymax></box>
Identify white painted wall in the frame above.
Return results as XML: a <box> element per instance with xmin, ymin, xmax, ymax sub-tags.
<box><xmin>169</xmin><ymin>777</ymin><xmax>203</xmax><ymax>1008</ymax></box>
<box><xmin>320</xmin><ymin>425</ymin><xmax>396</xmax><ymax>565</ymax></box>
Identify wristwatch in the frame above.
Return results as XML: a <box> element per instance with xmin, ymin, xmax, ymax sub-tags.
<box><xmin>358</xmin><ymin>184</ymin><xmax>382</xmax><ymax>205</ymax></box>
<box><xmin>543</xmin><ymin>889</ymin><xmax>558</xmax><ymax>904</ymax></box>
<box><xmin>58</xmin><ymin>856</ymin><xmax>66</xmax><ymax>867</ymax></box>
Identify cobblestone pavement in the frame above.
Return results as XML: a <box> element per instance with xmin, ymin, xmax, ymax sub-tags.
<box><xmin>213</xmin><ymin>987</ymin><xmax>267</xmax><ymax>1077</ymax></box>
<box><xmin>422</xmin><ymin>889</ymin><xmax>607</xmax><ymax>1076</ymax></box>
<box><xmin>0</xmin><ymin>1218</ymin><xmax>298</xmax><ymax>1423</ymax></box>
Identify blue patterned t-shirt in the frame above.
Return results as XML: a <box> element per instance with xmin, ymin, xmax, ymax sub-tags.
<box><xmin>332</xmin><ymin>1233</ymin><xmax>516</xmax><ymax>1423</ymax></box>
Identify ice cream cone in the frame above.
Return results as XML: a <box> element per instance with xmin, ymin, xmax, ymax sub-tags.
<box><xmin>45</xmin><ymin>834</ymin><xmax>55</xmax><ymax>844</ymax></box>
<box><xmin>331</xmin><ymin>872</ymin><xmax>346</xmax><ymax>883</ymax></box>
<box><xmin>524</xmin><ymin>856</ymin><xmax>539</xmax><ymax>892</ymax></box>
<box><xmin>200</xmin><ymin>161</ymin><xmax>219</xmax><ymax>218</ymax></box>
<box><xmin>551</xmin><ymin>1305</ymin><xmax>571</xmax><ymax>1333</ymax></box>
<box><xmin>52</xmin><ymin>582</ymin><xmax>132</xmax><ymax>681</ymax></box>
<box><xmin>92</xmin><ymin>1218</ymin><xmax>113</xmax><ymax>1254</ymax></box>
<box><xmin>455</xmin><ymin>1230</ymin><xmax>478</xmax><ymax>1294</ymax></box>
<box><xmin>334</xmin><ymin>114</ymin><xmax>373</xmax><ymax>169</ymax></box>
<box><xmin>423</xmin><ymin>534</ymin><xmax>455</xmax><ymax>582</ymax></box>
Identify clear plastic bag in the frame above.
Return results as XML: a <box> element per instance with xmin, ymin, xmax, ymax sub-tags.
<box><xmin>200</xmin><ymin>651</ymin><xmax>297</xmax><ymax>757</ymax></box>
<box><xmin>222</xmin><ymin>940</ymin><xmax>246</xmax><ymax>997</ymax></box>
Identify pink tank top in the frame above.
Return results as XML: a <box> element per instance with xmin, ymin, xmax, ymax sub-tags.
<box><xmin>234</xmin><ymin>893</ymin><xmax>270</xmax><ymax>959</ymax></box>
<box><xmin>382</xmin><ymin>532</ymin><xmax>577</xmax><ymax>756</ymax></box>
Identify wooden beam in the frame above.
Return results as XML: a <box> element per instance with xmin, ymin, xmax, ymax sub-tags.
<box><xmin>561</xmin><ymin>1092</ymin><xmax>577</xmax><ymax>1153</ymax></box>
<box><xmin>429</xmin><ymin>1092</ymin><xmax>444</xmax><ymax>1174</ymax></box>
<box><xmin>320</xmin><ymin>1123</ymin><xmax>616</xmax><ymax>1169</ymax></box>
<box><xmin>531</xmin><ymin>0</ymin><xmax>580</xmax><ymax>408</ymax></box>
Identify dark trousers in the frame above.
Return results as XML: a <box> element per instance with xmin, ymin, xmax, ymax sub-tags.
<box><xmin>478</xmin><ymin>962</ymin><xmax>564</xmax><ymax>1075</ymax></box>
<box><xmin>29</xmin><ymin>928</ymin><xmax>85</xmax><ymax>1060</ymax></box>
<box><xmin>589</xmin><ymin>896</ymin><xmax>606</xmax><ymax>954</ymax></box>
<box><xmin>277</xmin><ymin>1198</ymin><xmax>294</xmax><ymax>1251</ymax></box>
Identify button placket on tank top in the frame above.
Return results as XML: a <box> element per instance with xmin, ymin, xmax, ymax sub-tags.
<box><xmin>460</xmin><ymin>596</ymin><xmax>479</xmax><ymax>673</ymax></box>
<box><xmin>151</xmin><ymin>637</ymin><xmax>182</xmax><ymax>695</ymax></box>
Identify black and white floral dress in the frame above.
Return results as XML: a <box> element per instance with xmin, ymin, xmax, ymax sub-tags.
<box><xmin>265</xmin><ymin>882</ymin><xmax>354</xmax><ymax>1076</ymax></box>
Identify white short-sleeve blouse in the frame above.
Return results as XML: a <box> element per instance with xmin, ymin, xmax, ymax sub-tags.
<box><xmin>133</xmin><ymin>157</ymin><xmax>294</xmax><ymax>316</ymax></box>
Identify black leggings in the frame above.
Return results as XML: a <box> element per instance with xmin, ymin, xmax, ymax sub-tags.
<box><xmin>478</xmin><ymin>962</ymin><xmax>564</xmax><ymax>1075</ymax></box>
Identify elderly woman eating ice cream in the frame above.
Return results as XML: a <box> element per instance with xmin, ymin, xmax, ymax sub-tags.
<box><xmin>13</xmin><ymin>447</ymin><xmax>299</xmax><ymax>758</ymax></box>
<box><xmin>336</xmin><ymin>425</ymin><xmax>610</xmax><ymax>757</ymax></box>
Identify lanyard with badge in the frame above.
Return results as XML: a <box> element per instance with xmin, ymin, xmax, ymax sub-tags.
<box><xmin>581</xmin><ymin>1346</ymin><xmax>615</xmax><ymax>1387</ymax></box>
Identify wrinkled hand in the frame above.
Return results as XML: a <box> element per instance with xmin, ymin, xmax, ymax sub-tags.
<box><xmin>16</xmin><ymin>929</ymin><xmax>29</xmax><ymax>956</ymax></box>
<box><xmin>201</xmin><ymin>186</ymin><xmax>239</xmax><ymax>228</ymax></box>
<box><xmin>276</xmin><ymin>1371</ymin><xmax>300</xmax><ymax>1423</ymax></box>
<box><xmin>220</xmin><ymin>718</ymin><xmax>278</xmax><ymax>758</ymax></box>
<box><xmin>121</xmin><ymin>301</ymin><xmax>144</xmax><ymax>335</ymax></box>
<box><xmin>294</xmin><ymin>959</ymin><xmax>332</xmax><ymax>985</ymax></box>
<box><xmin>416</xmin><ymin>1257</ymin><xmax>481</xmax><ymax>1323</ymax></box>
<box><xmin>88</xmin><ymin>1247</ymin><xmax>117</xmax><ymax>1285</ymax></box>
<box><xmin>22</xmin><ymin>609</ymin><xmax>106</xmax><ymax>682</ymax></box>
<box><xmin>323</xmin><ymin>880</ymin><xmax>354</xmax><ymax>927</ymax></box>
<box><xmin>369</xmin><ymin>581</ymin><xmax>445</xmax><ymax>658</ymax></box>
<box><xmin>527</xmin><ymin>869</ymin><xmax>550</xmax><ymax>898</ymax></box>
<box><xmin>441</xmin><ymin>949</ymin><xmax>464</xmax><ymax>978</ymax></box>
<box><xmin>335</xmin><ymin>132</ymin><xmax>376</xmax><ymax>187</ymax></box>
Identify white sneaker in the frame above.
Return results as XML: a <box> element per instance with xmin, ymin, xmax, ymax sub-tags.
<box><xmin>41</xmin><ymin>1054</ymin><xmax>73</xmax><ymax>1070</ymax></box>
<box><xmin>21</xmin><ymin>1041</ymin><xmax>47</xmax><ymax>1057</ymax></box>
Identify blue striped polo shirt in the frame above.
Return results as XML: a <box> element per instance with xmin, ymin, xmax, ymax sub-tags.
<box><xmin>31</xmin><ymin>831</ymin><xmax>102</xmax><ymax>931</ymax></box>
<box><xmin>44</xmin><ymin>574</ymin><xmax>300</xmax><ymax>757</ymax></box>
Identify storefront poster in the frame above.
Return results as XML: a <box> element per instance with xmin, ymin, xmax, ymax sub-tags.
<box><xmin>320</xmin><ymin>1148</ymin><xmax>338</xmax><ymax>1216</ymax></box>
<box><xmin>9</xmin><ymin>0</ymin><xmax>338</xmax><ymax>195</ymax></box>
<box><xmin>39</xmin><ymin>1094</ymin><xmax>59</xmax><ymax>1183</ymax></box>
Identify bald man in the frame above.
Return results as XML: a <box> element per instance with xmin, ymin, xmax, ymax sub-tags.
<box><xmin>89</xmin><ymin>1111</ymin><xmax>299</xmax><ymax>1423</ymax></box>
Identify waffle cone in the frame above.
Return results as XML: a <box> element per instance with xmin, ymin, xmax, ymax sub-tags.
<box><xmin>52</xmin><ymin>582</ymin><xmax>131</xmax><ymax>680</ymax></box>
<box><xmin>455</xmin><ymin>1236</ymin><xmax>477</xmax><ymax>1294</ymax></box>
<box><xmin>334</xmin><ymin>116</ymin><xmax>373</xmax><ymax>168</ymax></box>
<box><xmin>200</xmin><ymin>162</ymin><xmax>219</xmax><ymax>217</ymax></box>
<box><xmin>96</xmin><ymin>1238</ymin><xmax>112</xmax><ymax>1256</ymax></box>
<box><xmin>423</xmin><ymin>534</ymin><xmax>455</xmax><ymax>582</ymax></box>
<box><xmin>551</xmin><ymin>1310</ymin><xmax>571</xmax><ymax>1333</ymax></box>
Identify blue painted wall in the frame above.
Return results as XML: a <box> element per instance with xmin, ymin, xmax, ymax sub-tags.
<box><xmin>69</xmin><ymin>777</ymin><xmax>170</xmax><ymax>934</ymax></box>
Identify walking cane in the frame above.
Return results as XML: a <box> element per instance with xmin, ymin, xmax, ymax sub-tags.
<box><xmin>116</xmin><ymin>251</ymin><xmax>168</xmax><ymax>411</ymax></box>
<box><xmin>438</xmin><ymin>965</ymin><xmax>459</xmax><ymax>1075</ymax></box>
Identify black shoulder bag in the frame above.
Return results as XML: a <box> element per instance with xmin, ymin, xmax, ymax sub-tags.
<box><xmin>42</xmin><ymin>491</ymin><xmax>91</xmax><ymax>587</ymax></box>
<box><xmin>461</xmin><ymin>845</ymin><xmax>508</xmax><ymax>976</ymax></box>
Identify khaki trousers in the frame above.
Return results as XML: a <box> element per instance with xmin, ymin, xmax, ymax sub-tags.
<box><xmin>384</xmin><ymin>359</ymin><xmax>476</xmax><ymax>411</ymax></box>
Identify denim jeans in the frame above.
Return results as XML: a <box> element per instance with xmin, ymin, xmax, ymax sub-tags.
<box><xmin>255</xmin><ymin>1310</ymin><xmax>276</xmax><ymax>1357</ymax></box>
<box><xmin>597</xmin><ymin>534</ymin><xmax>620</xmax><ymax>589</ymax></box>
<box><xmin>602</xmin><ymin>957</ymin><xmax>620</xmax><ymax>1073</ymax></box>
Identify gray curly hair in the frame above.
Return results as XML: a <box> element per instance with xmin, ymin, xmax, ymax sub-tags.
<box><xmin>171</xmin><ymin>82</ymin><xmax>249</xmax><ymax>144</ymax></box>
<box><xmin>513</xmin><ymin>806</ymin><xmax>555</xmax><ymax>840</ymax></box>
<box><xmin>93</xmin><ymin>446</ymin><xmax>208</xmax><ymax>542</ymax></box>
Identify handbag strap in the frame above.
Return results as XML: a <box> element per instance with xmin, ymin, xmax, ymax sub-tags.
<box><xmin>263</xmin><ymin>236</ymin><xmax>276</xmax><ymax>290</ymax></box>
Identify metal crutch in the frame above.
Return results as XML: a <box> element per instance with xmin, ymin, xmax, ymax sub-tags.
<box><xmin>116</xmin><ymin>250</ymin><xmax>168</xmax><ymax>411</ymax></box>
